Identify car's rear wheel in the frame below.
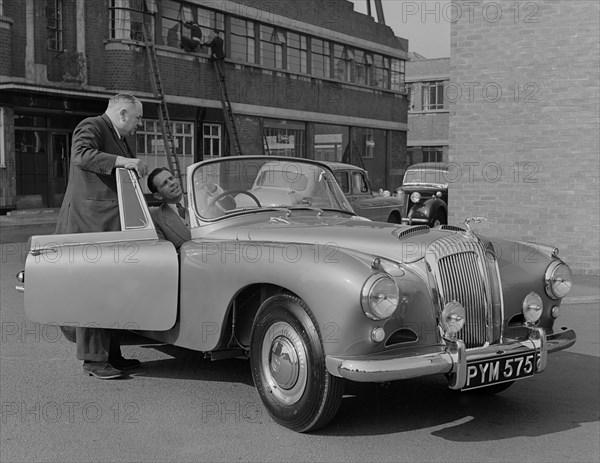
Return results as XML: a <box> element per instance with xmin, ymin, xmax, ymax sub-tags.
<box><xmin>250</xmin><ymin>293</ymin><xmax>344</xmax><ymax>432</ymax></box>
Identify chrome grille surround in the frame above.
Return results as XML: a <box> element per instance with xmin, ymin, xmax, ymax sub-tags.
<box><xmin>426</xmin><ymin>234</ymin><xmax>502</xmax><ymax>348</ymax></box>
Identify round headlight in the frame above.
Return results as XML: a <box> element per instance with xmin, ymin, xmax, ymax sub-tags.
<box><xmin>361</xmin><ymin>274</ymin><xmax>400</xmax><ymax>320</ymax></box>
<box><xmin>545</xmin><ymin>261</ymin><xmax>572</xmax><ymax>299</ymax></box>
<box><xmin>522</xmin><ymin>292</ymin><xmax>543</xmax><ymax>323</ymax></box>
<box><xmin>441</xmin><ymin>301</ymin><xmax>466</xmax><ymax>338</ymax></box>
<box><xmin>410</xmin><ymin>192</ymin><xmax>421</xmax><ymax>203</ymax></box>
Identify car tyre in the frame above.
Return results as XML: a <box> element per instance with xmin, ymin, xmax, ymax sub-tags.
<box><xmin>429</xmin><ymin>211</ymin><xmax>447</xmax><ymax>228</ymax></box>
<box><xmin>250</xmin><ymin>293</ymin><xmax>344</xmax><ymax>432</ymax></box>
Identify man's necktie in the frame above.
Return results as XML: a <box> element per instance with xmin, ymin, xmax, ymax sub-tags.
<box><xmin>176</xmin><ymin>202</ymin><xmax>186</xmax><ymax>220</ymax></box>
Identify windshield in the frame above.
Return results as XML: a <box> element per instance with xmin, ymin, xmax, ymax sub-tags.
<box><xmin>191</xmin><ymin>157</ymin><xmax>354</xmax><ymax>220</ymax></box>
<box><xmin>403</xmin><ymin>169</ymin><xmax>448</xmax><ymax>186</ymax></box>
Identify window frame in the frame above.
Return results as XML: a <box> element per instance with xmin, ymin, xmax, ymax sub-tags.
<box><xmin>202</xmin><ymin>123</ymin><xmax>222</xmax><ymax>158</ymax></box>
<box><xmin>421</xmin><ymin>81</ymin><xmax>445</xmax><ymax>110</ymax></box>
<box><xmin>46</xmin><ymin>0</ymin><xmax>63</xmax><ymax>51</ymax></box>
<box><xmin>230</xmin><ymin>16</ymin><xmax>256</xmax><ymax>63</ymax></box>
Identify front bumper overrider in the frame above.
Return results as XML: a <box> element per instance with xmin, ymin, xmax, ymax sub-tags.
<box><xmin>326</xmin><ymin>327</ymin><xmax>576</xmax><ymax>389</ymax></box>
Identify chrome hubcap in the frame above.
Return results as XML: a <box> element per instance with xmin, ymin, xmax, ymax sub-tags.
<box><xmin>261</xmin><ymin>321</ymin><xmax>308</xmax><ymax>405</ymax></box>
<box><xmin>269</xmin><ymin>336</ymin><xmax>299</xmax><ymax>389</ymax></box>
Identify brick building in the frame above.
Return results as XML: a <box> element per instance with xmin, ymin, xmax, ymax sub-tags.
<box><xmin>0</xmin><ymin>0</ymin><xmax>408</xmax><ymax>211</ymax></box>
<box><xmin>406</xmin><ymin>54</ymin><xmax>449</xmax><ymax>168</ymax></box>
<box><xmin>450</xmin><ymin>0</ymin><xmax>599</xmax><ymax>274</ymax></box>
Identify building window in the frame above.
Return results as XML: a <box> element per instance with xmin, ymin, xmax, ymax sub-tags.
<box><xmin>203</xmin><ymin>124</ymin><xmax>221</xmax><ymax>158</ymax></box>
<box><xmin>264</xmin><ymin>121</ymin><xmax>306</xmax><ymax>158</ymax></box>
<box><xmin>162</xmin><ymin>0</ymin><xmax>182</xmax><ymax>47</ymax></box>
<box><xmin>391</xmin><ymin>58</ymin><xmax>405</xmax><ymax>92</ymax></box>
<box><xmin>354</xmin><ymin>50</ymin><xmax>373</xmax><ymax>86</ymax></box>
<box><xmin>161</xmin><ymin>3</ymin><xmax>223</xmax><ymax>50</ymax></box>
<box><xmin>230</xmin><ymin>17</ymin><xmax>255</xmax><ymax>63</ymax></box>
<box><xmin>287</xmin><ymin>32</ymin><xmax>307</xmax><ymax>74</ymax></box>
<box><xmin>364</xmin><ymin>130</ymin><xmax>375</xmax><ymax>158</ymax></box>
<box><xmin>374</xmin><ymin>55</ymin><xmax>390</xmax><ymax>89</ymax></box>
<box><xmin>311</xmin><ymin>38</ymin><xmax>330</xmax><ymax>78</ymax></box>
<box><xmin>260</xmin><ymin>26</ymin><xmax>284</xmax><ymax>69</ymax></box>
<box><xmin>109</xmin><ymin>0</ymin><xmax>146</xmax><ymax>41</ymax></box>
<box><xmin>422</xmin><ymin>81</ymin><xmax>444</xmax><ymax>110</ymax></box>
<box><xmin>136</xmin><ymin>119</ymin><xmax>194</xmax><ymax>157</ymax></box>
<box><xmin>334</xmin><ymin>44</ymin><xmax>354</xmax><ymax>82</ymax></box>
<box><xmin>189</xmin><ymin>5</ymin><xmax>224</xmax><ymax>36</ymax></box>
<box><xmin>46</xmin><ymin>0</ymin><xmax>63</xmax><ymax>51</ymax></box>
<box><xmin>422</xmin><ymin>146</ymin><xmax>443</xmax><ymax>162</ymax></box>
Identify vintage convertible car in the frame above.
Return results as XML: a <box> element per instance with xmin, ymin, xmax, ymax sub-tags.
<box><xmin>18</xmin><ymin>156</ymin><xmax>576</xmax><ymax>433</ymax></box>
<box><xmin>326</xmin><ymin>162</ymin><xmax>403</xmax><ymax>223</ymax></box>
<box><xmin>395</xmin><ymin>162</ymin><xmax>449</xmax><ymax>227</ymax></box>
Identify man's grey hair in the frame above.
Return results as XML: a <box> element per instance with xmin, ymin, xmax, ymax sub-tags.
<box><xmin>107</xmin><ymin>93</ymin><xmax>140</xmax><ymax>109</ymax></box>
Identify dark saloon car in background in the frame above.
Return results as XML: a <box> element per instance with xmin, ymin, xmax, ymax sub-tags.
<box><xmin>18</xmin><ymin>156</ymin><xmax>576</xmax><ymax>433</ymax></box>
<box><xmin>396</xmin><ymin>162</ymin><xmax>449</xmax><ymax>227</ymax></box>
<box><xmin>328</xmin><ymin>162</ymin><xmax>403</xmax><ymax>223</ymax></box>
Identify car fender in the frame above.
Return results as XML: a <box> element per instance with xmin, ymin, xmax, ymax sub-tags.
<box><xmin>409</xmin><ymin>198</ymin><xmax>447</xmax><ymax>221</ymax></box>
<box><xmin>168</xmin><ymin>240</ymin><xmax>376</xmax><ymax>353</ymax></box>
<box><xmin>479</xmin><ymin>235</ymin><xmax>562</xmax><ymax>330</ymax></box>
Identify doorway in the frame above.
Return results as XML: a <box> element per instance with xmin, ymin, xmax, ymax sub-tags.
<box><xmin>15</xmin><ymin>130</ymin><xmax>70</xmax><ymax>208</ymax></box>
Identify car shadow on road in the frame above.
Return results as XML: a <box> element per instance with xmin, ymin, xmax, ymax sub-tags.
<box><xmin>130</xmin><ymin>343</ymin><xmax>255</xmax><ymax>387</ymax></box>
<box><xmin>317</xmin><ymin>350</ymin><xmax>599</xmax><ymax>439</ymax></box>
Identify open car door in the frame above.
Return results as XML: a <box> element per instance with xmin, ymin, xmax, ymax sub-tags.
<box><xmin>24</xmin><ymin>169</ymin><xmax>179</xmax><ymax>331</ymax></box>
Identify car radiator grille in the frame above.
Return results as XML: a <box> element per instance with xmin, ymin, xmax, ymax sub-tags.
<box><xmin>427</xmin><ymin>234</ymin><xmax>501</xmax><ymax>348</ymax></box>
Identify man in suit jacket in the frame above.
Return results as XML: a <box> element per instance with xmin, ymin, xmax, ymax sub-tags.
<box><xmin>55</xmin><ymin>93</ymin><xmax>147</xmax><ymax>379</ymax></box>
<box><xmin>147</xmin><ymin>167</ymin><xmax>191</xmax><ymax>251</ymax></box>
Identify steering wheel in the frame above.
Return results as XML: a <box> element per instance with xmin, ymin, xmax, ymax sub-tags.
<box><xmin>208</xmin><ymin>190</ymin><xmax>261</xmax><ymax>209</ymax></box>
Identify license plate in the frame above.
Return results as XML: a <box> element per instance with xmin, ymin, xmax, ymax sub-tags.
<box><xmin>462</xmin><ymin>352</ymin><xmax>537</xmax><ymax>390</ymax></box>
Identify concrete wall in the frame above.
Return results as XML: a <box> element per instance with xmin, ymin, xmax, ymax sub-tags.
<box><xmin>450</xmin><ymin>0</ymin><xmax>600</xmax><ymax>274</ymax></box>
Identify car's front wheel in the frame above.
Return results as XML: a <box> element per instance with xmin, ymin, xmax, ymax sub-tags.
<box><xmin>250</xmin><ymin>294</ymin><xmax>344</xmax><ymax>432</ymax></box>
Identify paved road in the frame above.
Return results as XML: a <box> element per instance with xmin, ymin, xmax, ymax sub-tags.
<box><xmin>1</xmin><ymin>243</ymin><xmax>598</xmax><ymax>462</ymax></box>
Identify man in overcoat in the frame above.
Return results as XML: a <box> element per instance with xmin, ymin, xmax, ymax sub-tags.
<box><xmin>56</xmin><ymin>93</ymin><xmax>147</xmax><ymax>379</ymax></box>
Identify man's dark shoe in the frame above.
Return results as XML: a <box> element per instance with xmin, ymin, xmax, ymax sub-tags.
<box><xmin>109</xmin><ymin>356</ymin><xmax>142</xmax><ymax>371</ymax></box>
<box><xmin>83</xmin><ymin>361</ymin><xmax>123</xmax><ymax>379</ymax></box>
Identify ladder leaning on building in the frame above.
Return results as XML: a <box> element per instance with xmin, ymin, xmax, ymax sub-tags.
<box><xmin>141</xmin><ymin>17</ymin><xmax>183</xmax><ymax>187</ymax></box>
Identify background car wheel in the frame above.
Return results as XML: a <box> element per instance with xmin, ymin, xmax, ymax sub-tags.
<box><xmin>250</xmin><ymin>293</ymin><xmax>344</xmax><ymax>432</ymax></box>
<box><xmin>60</xmin><ymin>326</ymin><xmax>76</xmax><ymax>343</ymax></box>
<box><xmin>429</xmin><ymin>212</ymin><xmax>447</xmax><ymax>227</ymax></box>
<box><xmin>463</xmin><ymin>381</ymin><xmax>515</xmax><ymax>395</ymax></box>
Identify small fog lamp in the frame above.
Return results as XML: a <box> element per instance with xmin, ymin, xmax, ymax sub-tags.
<box><xmin>522</xmin><ymin>292</ymin><xmax>543</xmax><ymax>323</ymax></box>
<box><xmin>441</xmin><ymin>301</ymin><xmax>466</xmax><ymax>338</ymax></box>
<box><xmin>550</xmin><ymin>305</ymin><xmax>560</xmax><ymax>319</ymax></box>
<box><xmin>371</xmin><ymin>327</ymin><xmax>386</xmax><ymax>343</ymax></box>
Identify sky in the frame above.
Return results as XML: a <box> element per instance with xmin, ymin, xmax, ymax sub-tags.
<box><xmin>349</xmin><ymin>0</ymin><xmax>451</xmax><ymax>58</ymax></box>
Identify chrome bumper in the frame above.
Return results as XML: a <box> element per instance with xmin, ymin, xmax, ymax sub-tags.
<box><xmin>401</xmin><ymin>217</ymin><xmax>428</xmax><ymax>225</ymax></box>
<box><xmin>326</xmin><ymin>327</ymin><xmax>576</xmax><ymax>389</ymax></box>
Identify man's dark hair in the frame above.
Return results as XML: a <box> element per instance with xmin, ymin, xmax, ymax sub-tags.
<box><xmin>147</xmin><ymin>167</ymin><xmax>171</xmax><ymax>194</ymax></box>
